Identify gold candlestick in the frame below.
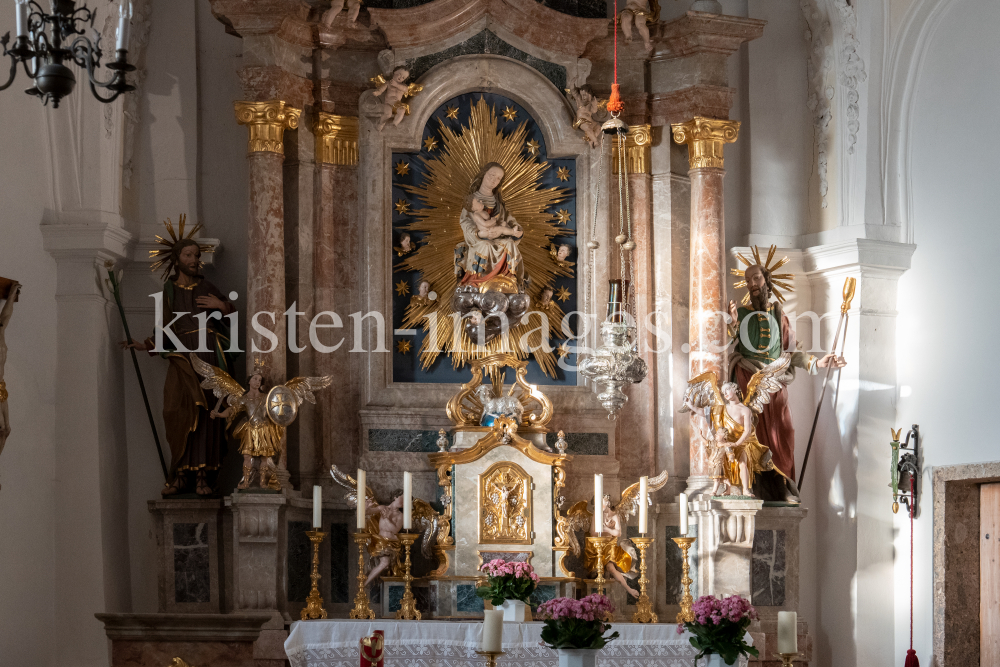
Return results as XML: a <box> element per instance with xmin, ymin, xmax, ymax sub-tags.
<box><xmin>630</xmin><ymin>536</ymin><xmax>657</xmax><ymax>623</ymax></box>
<box><xmin>779</xmin><ymin>653</ymin><xmax>799</xmax><ymax>667</ymax></box>
<box><xmin>586</xmin><ymin>535</ymin><xmax>614</xmax><ymax>596</ymax></box>
<box><xmin>396</xmin><ymin>532</ymin><xmax>421</xmax><ymax>620</ymax></box>
<box><xmin>300</xmin><ymin>529</ymin><xmax>328</xmax><ymax>620</ymax></box>
<box><xmin>672</xmin><ymin>536</ymin><xmax>696</xmax><ymax>623</ymax></box>
<box><xmin>474</xmin><ymin>650</ymin><xmax>506</xmax><ymax>667</ymax></box>
<box><xmin>350</xmin><ymin>532</ymin><xmax>376</xmax><ymax>619</ymax></box>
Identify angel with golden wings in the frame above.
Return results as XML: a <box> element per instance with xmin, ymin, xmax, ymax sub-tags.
<box><xmin>330</xmin><ymin>465</ymin><xmax>441</xmax><ymax>588</ymax></box>
<box><xmin>191</xmin><ymin>355</ymin><xmax>332</xmax><ymax>491</ymax></box>
<box><xmin>560</xmin><ymin>471</ymin><xmax>668</xmax><ymax>597</ymax></box>
<box><xmin>680</xmin><ymin>354</ymin><xmax>791</xmax><ymax>498</ymax></box>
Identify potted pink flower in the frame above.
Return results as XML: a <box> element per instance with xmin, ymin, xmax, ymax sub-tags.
<box><xmin>676</xmin><ymin>594</ymin><xmax>759</xmax><ymax>666</ymax></box>
<box><xmin>536</xmin><ymin>594</ymin><xmax>618</xmax><ymax>667</ymax></box>
<box><xmin>477</xmin><ymin>559</ymin><xmax>540</xmax><ymax>622</ymax></box>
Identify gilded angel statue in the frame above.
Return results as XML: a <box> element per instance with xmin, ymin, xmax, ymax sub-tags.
<box><xmin>330</xmin><ymin>465</ymin><xmax>440</xmax><ymax>588</ymax></box>
<box><xmin>560</xmin><ymin>471</ymin><xmax>668</xmax><ymax>597</ymax></box>
<box><xmin>191</xmin><ymin>355</ymin><xmax>332</xmax><ymax>491</ymax></box>
<box><xmin>680</xmin><ymin>353</ymin><xmax>791</xmax><ymax>498</ymax></box>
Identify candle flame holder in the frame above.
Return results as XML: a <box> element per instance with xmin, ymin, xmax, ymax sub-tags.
<box><xmin>779</xmin><ymin>653</ymin><xmax>799</xmax><ymax>667</ymax></box>
<box><xmin>630</xmin><ymin>536</ymin><xmax>657</xmax><ymax>623</ymax></box>
<box><xmin>350</xmin><ymin>532</ymin><xmax>376</xmax><ymax>619</ymax></box>
<box><xmin>300</xmin><ymin>529</ymin><xmax>328</xmax><ymax>620</ymax></box>
<box><xmin>671</xmin><ymin>536</ymin><xmax>696</xmax><ymax>623</ymax></box>
<box><xmin>395</xmin><ymin>532</ymin><xmax>421</xmax><ymax>620</ymax></box>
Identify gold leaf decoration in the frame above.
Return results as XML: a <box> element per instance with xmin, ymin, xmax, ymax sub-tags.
<box><xmin>397</xmin><ymin>97</ymin><xmax>574</xmax><ymax>378</ymax></box>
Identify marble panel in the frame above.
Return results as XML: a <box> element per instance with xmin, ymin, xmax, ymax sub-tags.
<box><xmin>287</xmin><ymin>521</ymin><xmax>311</xmax><ymax>603</ymax></box>
<box><xmin>750</xmin><ymin>529</ymin><xmax>786</xmax><ymax>607</ymax></box>
<box><xmin>173</xmin><ymin>523</ymin><xmax>210</xmax><ymax>604</ymax></box>
<box><xmin>368</xmin><ymin>428</ymin><xmax>443</xmax><ymax>453</ymax></box>
<box><xmin>529</xmin><ymin>584</ymin><xmax>558</xmax><ymax>609</ymax></box>
<box><xmin>453</xmin><ymin>445</ymin><xmax>555</xmax><ymax>577</ymax></box>
<box><xmin>386</xmin><ymin>584</ymin><xmax>431</xmax><ymax>615</ymax></box>
<box><xmin>457</xmin><ymin>584</ymin><xmax>486</xmax><ymax>613</ymax></box>
<box><xmin>406</xmin><ymin>30</ymin><xmax>567</xmax><ymax>91</ymax></box>
<box><xmin>544</xmin><ymin>432</ymin><xmax>608</xmax><ymax>455</ymax></box>
<box><xmin>329</xmin><ymin>522</ymin><xmax>350</xmax><ymax>603</ymax></box>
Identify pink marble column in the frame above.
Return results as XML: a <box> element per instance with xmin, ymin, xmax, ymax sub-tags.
<box><xmin>672</xmin><ymin>118</ymin><xmax>740</xmax><ymax>477</ymax></box>
<box><xmin>235</xmin><ymin>100</ymin><xmax>302</xmax><ymax>379</ymax></box>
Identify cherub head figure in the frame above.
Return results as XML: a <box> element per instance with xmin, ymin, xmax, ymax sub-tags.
<box><xmin>418</xmin><ymin>280</ymin><xmax>430</xmax><ymax>298</ymax></box>
<box><xmin>557</xmin><ymin>244</ymin><xmax>572</xmax><ymax>262</ymax></box>
<box><xmin>539</xmin><ymin>286</ymin><xmax>553</xmax><ymax>306</ymax></box>
<box><xmin>391</xmin><ymin>67</ymin><xmax>410</xmax><ymax>83</ymax></box>
<box><xmin>721</xmin><ymin>381</ymin><xmax>740</xmax><ymax>403</ymax></box>
<box><xmin>389</xmin><ymin>488</ymin><xmax>405</xmax><ymax>509</ymax></box>
<box><xmin>399</xmin><ymin>232</ymin><xmax>413</xmax><ymax>252</ymax></box>
<box><xmin>578</xmin><ymin>85</ymin><xmax>595</xmax><ymax>105</ymax></box>
<box><xmin>713</xmin><ymin>426</ymin><xmax>730</xmax><ymax>444</ymax></box>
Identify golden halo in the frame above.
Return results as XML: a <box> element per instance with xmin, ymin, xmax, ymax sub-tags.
<box><xmin>730</xmin><ymin>244</ymin><xmax>794</xmax><ymax>306</ymax></box>
<box><xmin>149</xmin><ymin>213</ymin><xmax>214</xmax><ymax>280</ymax></box>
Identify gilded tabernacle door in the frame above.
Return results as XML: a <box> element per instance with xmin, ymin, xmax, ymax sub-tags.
<box><xmin>479</xmin><ymin>461</ymin><xmax>533</xmax><ymax>545</ymax></box>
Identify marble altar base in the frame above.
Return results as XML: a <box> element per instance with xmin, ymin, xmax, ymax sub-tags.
<box><xmin>378</xmin><ymin>576</ymin><xmax>582</xmax><ymax>619</ymax></box>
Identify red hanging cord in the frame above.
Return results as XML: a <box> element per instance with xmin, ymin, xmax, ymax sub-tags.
<box><xmin>904</xmin><ymin>476</ymin><xmax>919</xmax><ymax>667</ymax></box>
<box><xmin>608</xmin><ymin>0</ymin><xmax>623</xmax><ymax>113</ymax></box>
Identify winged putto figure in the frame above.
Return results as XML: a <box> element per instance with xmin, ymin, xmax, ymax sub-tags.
<box><xmin>191</xmin><ymin>354</ymin><xmax>332</xmax><ymax>491</ymax></box>
<box><xmin>680</xmin><ymin>354</ymin><xmax>791</xmax><ymax>498</ymax></box>
<box><xmin>330</xmin><ymin>465</ymin><xmax>441</xmax><ymax>588</ymax></box>
<box><xmin>560</xmin><ymin>471</ymin><xmax>668</xmax><ymax>597</ymax></box>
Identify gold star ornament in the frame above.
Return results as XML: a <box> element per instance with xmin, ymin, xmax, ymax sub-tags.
<box><xmin>396</xmin><ymin>340</ymin><xmax>412</xmax><ymax>354</ymax></box>
<box><xmin>394</xmin><ymin>199</ymin><xmax>412</xmax><ymax>215</ymax></box>
<box><xmin>423</xmin><ymin>136</ymin><xmax>439</xmax><ymax>151</ymax></box>
<box><xmin>395</xmin><ymin>280</ymin><xmax>410</xmax><ymax>296</ymax></box>
<box><xmin>503</xmin><ymin>106</ymin><xmax>517</xmax><ymax>121</ymax></box>
<box><xmin>555</xmin><ymin>286</ymin><xmax>572</xmax><ymax>302</ymax></box>
<box><xmin>556</xmin><ymin>209</ymin><xmax>571</xmax><ymax>224</ymax></box>
<box><xmin>445</xmin><ymin>106</ymin><xmax>459</xmax><ymax>120</ymax></box>
<box><xmin>556</xmin><ymin>167</ymin><xmax>571</xmax><ymax>182</ymax></box>
<box><xmin>526</xmin><ymin>139</ymin><xmax>540</xmax><ymax>156</ymax></box>
<box><xmin>556</xmin><ymin>343</ymin><xmax>570</xmax><ymax>359</ymax></box>
<box><xmin>394</xmin><ymin>160</ymin><xmax>410</xmax><ymax>176</ymax></box>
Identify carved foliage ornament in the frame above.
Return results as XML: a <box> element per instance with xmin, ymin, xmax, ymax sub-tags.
<box><xmin>234</xmin><ymin>100</ymin><xmax>302</xmax><ymax>155</ymax></box>
<box><xmin>671</xmin><ymin>117</ymin><xmax>740</xmax><ymax>170</ymax></box>
<box><xmin>446</xmin><ymin>354</ymin><xmax>553</xmax><ymax>431</ymax></box>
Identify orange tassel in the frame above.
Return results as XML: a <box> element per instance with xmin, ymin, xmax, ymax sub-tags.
<box><xmin>607</xmin><ymin>83</ymin><xmax>624</xmax><ymax>113</ymax></box>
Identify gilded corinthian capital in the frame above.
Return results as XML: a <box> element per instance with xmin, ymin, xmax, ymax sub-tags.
<box><xmin>671</xmin><ymin>117</ymin><xmax>740</xmax><ymax>169</ymax></box>
<box><xmin>314</xmin><ymin>113</ymin><xmax>359</xmax><ymax>166</ymax></box>
<box><xmin>234</xmin><ymin>100</ymin><xmax>302</xmax><ymax>155</ymax></box>
<box><xmin>611</xmin><ymin>124</ymin><xmax>652</xmax><ymax>175</ymax></box>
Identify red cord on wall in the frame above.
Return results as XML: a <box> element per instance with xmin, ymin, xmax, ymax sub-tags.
<box><xmin>607</xmin><ymin>0</ymin><xmax>623</xmax><ymax>114</ymax></box>
<box><xmin>904</xmin><ymin>476</ymin><xmax>919</xmax><ymax>667</ymax></box>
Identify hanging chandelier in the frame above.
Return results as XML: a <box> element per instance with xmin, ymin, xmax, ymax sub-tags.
<box><xmin>0</xmin><ymin>0</ymin><xmax>136</xmax><ymax>108</ymax></box>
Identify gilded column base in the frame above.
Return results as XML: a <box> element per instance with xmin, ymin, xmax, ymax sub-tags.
<box><xmin>350</xmin><ymin>532</ymin><xmax>376</xmax><ymax>620</ymax></box>
<box><xmin>630</xmin><ymin>536</ymin><xmax>657</xmax><ymax>623</ymax></box>
<box><xmin>395</xmin><ymin>532</ymin><xmax>421</xmax><ymax>620</ymax></box>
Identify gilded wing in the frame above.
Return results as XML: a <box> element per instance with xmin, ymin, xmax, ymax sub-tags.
<box><xmin>743</xmin><ymin>353</ymin><xmax>791</xmax><ymax>414</ymax></box>
<box><xmin>370</xmin><ymin>73</ymin><xmax>387</xmax><ymax>86</ymax></box>
<box><xmin>284</xmin><ymin>375</ymin><xmax>334</xmax><ymax>406</ymax></box>
<box><xmin>190</xmin><ymin>353</ymin><xmax>245</xmax><ymax>402</ymax></box>
<box><xmin>412</xmin><ymin>498</ymin><xmax>440</xmax><ymax>559</ymax></box>
<box><xmin>564</xmin><ymin>500</ymin><xmax>593</xmax><ymax>556</ymax></box>
<box><xmin>405</xmin><ymin>83</ymin><xmax>424</xmax><ymax>98</ymax></box>
<box><xmin>614</xmin><ymin>470</ymin><xmax>669</xmax><ymax>521</ymax></box>
<box><xmin>329</xmin><ymin>464</ymin><xmax>378</xmax><ymax>509</ymax></box>
<box><xmin>680</xmin><ymin>371</ymin><xmax>723</xmax><ymax>412</ymax></box>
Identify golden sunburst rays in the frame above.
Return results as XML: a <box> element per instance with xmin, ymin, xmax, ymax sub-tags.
<box><xmin>730</xmin><ymin>244</ymin><xmax>794</xmax><ymax>305</ymax></box>
<box><xmin>396</xmin><ymin>96</ymin><xmax>574</xmax><ymax>377</ymax></box>
<box><xmin>150</xmin><ymin>213</ymin><xmax>214</xmax><ymax>279</ymax></box>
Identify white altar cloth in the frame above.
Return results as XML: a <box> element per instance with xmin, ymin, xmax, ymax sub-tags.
<box><xmin>284</xmin><ymin>620</ymin><xmax>705</xmax><ymax>667</ymax></box>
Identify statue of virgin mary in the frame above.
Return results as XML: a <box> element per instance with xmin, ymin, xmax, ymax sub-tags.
<box><xmin>457</xmin><ymin>162</ymin><xmax>525</xmax><ymax>290</ymax></box>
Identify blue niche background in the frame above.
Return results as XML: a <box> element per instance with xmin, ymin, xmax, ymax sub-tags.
<box><xmin>390</xmin><ymin>92</ymin><xmax>579</xmax><ymax>385</ymax></box>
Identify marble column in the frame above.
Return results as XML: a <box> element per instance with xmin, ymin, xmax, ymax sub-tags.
<box><xmin>234</xmin><ymin>100</ymin><xmax>302</xmax><ymax>379</ymax></box>
<box><xmin>310</xmin><ymin>113</ymin><xmax>360</xmax><ymax>486</ymax></box>
<box><xmin>670</xmin><ymin>118</ymin><xmax>739</xmax><ymax>485</ymax></box>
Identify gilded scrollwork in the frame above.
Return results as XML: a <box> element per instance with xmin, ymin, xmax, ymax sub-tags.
<box><xmin>445</xmin><ymin>353</ymin><xmax>553</xmax><ymax>431</ymax></box>
<box><xmin>480</xmin><ymin>461</ymin><xmax>532</xmax><ymax>545</ymax></box>
<box><xmin>671</xmin><ymin>117</ymin><xmax>740</xmax><ymax>170</ymax></box>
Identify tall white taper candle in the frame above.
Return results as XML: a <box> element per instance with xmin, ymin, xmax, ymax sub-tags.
<box><xmin>594</xmin><ymin>474</ymin><xmax>603</xmax><ymax>535</ymax></box>
<box><xmin>356</xmin><ymin>469</ymin><xmax>366</xmax><ymax>529</ymax></box>
<box><xmin>679</xmin><ymin>492</ymin><xmax>688</xmax><ymax>536</ymax></box>
<box><xmin>116</xmin><ymin>1</ymin><xmax>132</xmax><ymax>51</ymax></box>
<box><xmin>312</xmin><ymin>485</ymin><xmax>322</xmax><ymax>528</ymax></box>
<box><xmin>777</xmin><ymin>611</ymin><xmax>797</xmax><ymax>653</ymax></box>
<box><xmin>482</xmin><ymin>609</ymin><xmax>504</xmax><ymax>651</ymax></box>
<box><xmin>403</xmin><ymin>471</ymin><xmax>412</xmax><ymax>530</ymax></box>
<box><xmin>638</xmin><ymin>476</ymin><xmax>648</xmax><ymax>534</ymax></box>
<box><xmin>15</xmin><ymin>0</ymin><xmax>29</xmax><ymax>38</ymax></box>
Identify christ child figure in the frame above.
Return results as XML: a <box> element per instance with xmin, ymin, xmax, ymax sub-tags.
<box><xmin>709</xmin><ymin>427</ymin><xmax>735</xmax><ymax>496</ymax></box>
<box><xmin>373</xmin><ymin>68</ymin><xmax>413</xmax><ymax>131</ymax></box>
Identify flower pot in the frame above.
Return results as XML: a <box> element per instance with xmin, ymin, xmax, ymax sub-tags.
<box><xmin>500</xmin><ymin>599</ymin><xmax>527</xmax><ymax>622</ymax></box>
<box><xmin>556</xmin><ymin>648</ymin><xmax>598</xmax><ymax>667</ymax></box>
<box><xmin>696</xmin><ymin>654</ymin><xmax>727</xmax><ymax>667</ymax></box>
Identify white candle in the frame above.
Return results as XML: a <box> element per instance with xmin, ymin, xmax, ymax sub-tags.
<box><xmin>403</xmin><ymin>471</ymin><xmax>412</xmax><ymax>530</ymax></box>
<box><xmin>594</xmin><ymin>474</ymin><xmax>603</xmax><ymax>535</ymax></box>
<box><xmin>482</xmin><ymin>609</ymin><xmax>504</xmax><ymax>651</ymax></box>
<box><xmin>777</xmin><ymin>611</ymin><xmax>797</xmax><ymax>654</ymax></box>
<box><xmin>312</xmin><ymin>485</ymin><xmax>322</xmax><ymax>528</ymax></box>
<box><xmin>116</xmin><ymin>1</ymin><xmax>132</xmax><ymax>51</ymax></box>
<box><xmin>638</xmin><ymin>476</ymin><xmax>648</xmax><ymax>534</ymax></box>
<box><xmin>356</xmin><ymin>469</ymin><xmax>367</xmax><ymax>530</ymax></box>
<box><xmin>679</xmin><ymin>492</ymin><xmax>688</xmax><ymax>536</ymax></box>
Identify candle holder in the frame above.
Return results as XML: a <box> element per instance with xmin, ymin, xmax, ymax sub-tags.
<box><xmin>671</xmin><ymin>536</ymin><xmax>696</xmax><ymax>623</ymax></box>
<box><xmin>350</xmin><ymin>532</ymin><xmax>376</xmax><ymax>619</ymax></box>
<box><xmin>474</xmin><ymin>650</ymin><xmax>506</xmax><ymax>667</ymax></box>
<box><xmin>630</xmin><ymin>536</ymin><xmax>657</xmax><ymax>623</ymax></box>
<box><xmin>300</xmin><ymin>529</ymin><xmax>328</xmax><ymax>620</ymax></box>
<box><xmin>586</xmin><ymin>535</ymin><xmax>614</xmax><ymax>596</ymax></box>
<box><xmin>778</xmin><ymin>653</ymin><xmax>799</xmax><ymax>667</ymax></box>
<box><xmin>395</xmin><ymin>532</ymin><xmax>421</xmax><ymax>620</ymax></box>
